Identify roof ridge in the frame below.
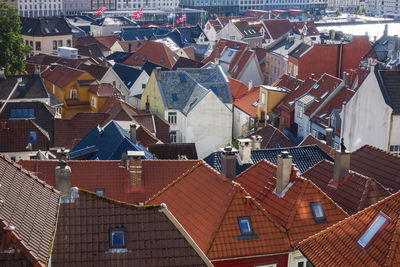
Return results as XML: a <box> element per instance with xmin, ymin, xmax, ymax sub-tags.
<box><xmin>285</xmin><ymin>179</ymin><xmax>307</xmax><ymax>234</ymax></box>
<box><xmin>355</xmin><ymin>144</ymin><xmax>400</xmax><ymax>159</ymax></box>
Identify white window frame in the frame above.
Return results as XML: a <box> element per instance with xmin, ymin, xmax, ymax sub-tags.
<box><xmin>91</xmin><ymin>96</ymin><xmax>97</xmax><ymax>108</ymax></box>
<box><xmin>168</xmin><ymin>112</ymin><xmax>177</xmax><ymax>125</ymax></box>
<box><xmin>389</xmin><ymin>145</ymin><xmax>400</xmax><ymax>156</ymax></box>
<box><xmin>70</xmin><ymin>89</ymin><xmax>77</xmax><ymax>99</ymax></box>
<box><xmin>261</xmin><ymin>92</ymin><xmax>266</xmax><ymax>105</ymax></box>
<box><xmin>170</xmin><ymin>131</ymin><xmax>177</xmax><ymax>143</ymax></box>
<box><xmin>297</xmin><ymin>105</ymin><xmax>303</xmax><ymax>118</ymax></box>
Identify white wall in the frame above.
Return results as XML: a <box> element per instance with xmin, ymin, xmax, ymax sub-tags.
<box><xmin>203</xmin><ymin>22</ymin><xmax>218</xmax><ymax>48</ymax></box>
<box><xmin>294</xmin><ymin>102</ymin><xmax>311</xmax><ymax>139</ymax></box>
<box><xmin>237</xmin><ymin>55</ymin><xmax>263</xmax><ymax>86</ymax></box>
<box><xmin>130</xmin><ymin>71</ymin><xmax>150</xmax><ymax>99</ymax></box>
<box><xmin>288</xmin><ymin>250</ymin><xmax>311</xmax><ymax>267</ymax></box>
<box><xmin>341</xmin><ymin>70</ymin><xmax>392</xmax><ymax>152</ymax></box>
<box><xmin>233</xmin><ymin>106</ymin><xmax>251</xmax><ymax>138</ymax></box>
<box><xmin>217</xmin><ymin>22</ymin><xmax>242</xmax><ymax>42</ymax></box>
<box><xmin>101</xmin><ymin>68</ymin><xmax>130</xmax><ymax>101</ymax></box>
<box><xmin>186</xmin><ymin>91</ymin><xmax>232</xmax><ymax>158</ymax></box>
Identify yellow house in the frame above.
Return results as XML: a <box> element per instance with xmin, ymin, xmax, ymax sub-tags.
<box><xmin>20</xmin><ymin>17</ymin><xmax>73</xmax><ymax>56</ymax></box>
<box><xmin>41</xmin><ymin>64</ymin><xmax>99</xmax><ymax>119</ymax></box>
<box><xmin>257</xmin><ymin>85</ymin><xmax>287</xmax><ymax>122</ymax></box>
<box><xmin>140</xmin><ymin>70</ymin><xmax>165</xmax><ymax>118</ymax></box>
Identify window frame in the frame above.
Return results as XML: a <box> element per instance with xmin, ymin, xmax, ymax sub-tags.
<box><xmin>35</xmin><ymin>41</ymin><xmax>41</xmax><ymax>51</ymax></box>
<box><xmin>237</xmin><ymin>216</ymin><xmax>259</xmax><ymax>240</ymax></box>
<box><xmin>169</xmin><ymin>131</ymin><xmax>177</xmax><ymax>143</ymax></box>
<box><xmin>310</xmin><ymin>202</ymin><xmax>326</xmax><ymax>224</ymax></box>
<box><xmin>53</xmin><ymin>40</ymin><xmax>57</xmax><ymax>50</ymax></box>
<box><xmin>70</xmin><ymin>89</ymin><xmax>78</xmax><ymax>99</ymax></box>
<box><xmin>357</xmin><ymin>212</ymin><xmax>391</xmax><ymax>249</ymax></box>
<box><xmin>109</xmin><ymin>227</ymin><xmax>127</xmax><ymax>248</ymax></box>
<box><xmin>168</xmin><ymin>112</ymin><xmax>177</xmax><ymax>125</ymax></box>
<box><xmin>91</xmin><ymin>96</ymin><xmax>97</xmax><ymax>108</ymax></box>
<box><xmin>95</xmin><ymin>188</ymin><xmax>105</xmax><ymax>196</ymax></box>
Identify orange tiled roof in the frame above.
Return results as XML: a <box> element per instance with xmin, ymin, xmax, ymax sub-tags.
<box><xmin>94</xmin><ymin>35</ymin><xmax>121</xmax><ymax>49</ymax></box>
<box><xmin>147</xmin><ymin>161</ymin><xmax>292</xmax><ymax>259</ymax></box>
<box><xmin>228</xmin><ymin>77</ymin><xmax>250</xmax><ymax>102</ymax></box>
<box><xmin>298</xmin><ymin>191</ymin><xmax>400</xmax><ymax>266</ymax></box>
<box><xmin>41</xmin><ymin>64</ymin><xmax>87</xmax><ymax>88</ymax></box>
<box><xmin>236</xmin><ymin>159</ymin><xmax>348</xmax><ymax>246</ymax></box>
<box><xmin>298</xmin><ymin>135</ymin><xmax>336</xmax><ymax>158</ymax></box>
<box><xmin>233</xmin><ymin>87</ymin><xmax>260</xmax><ymax>116</ymax></box>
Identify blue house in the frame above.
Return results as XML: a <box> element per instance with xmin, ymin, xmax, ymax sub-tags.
<box><xmin>69</xmin><ymin>121</ymin><xmax>153</xmax><ymax>160</ymax></box>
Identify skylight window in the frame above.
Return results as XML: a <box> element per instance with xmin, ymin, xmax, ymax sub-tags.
<box><xmin>237</xmin><ymin>217</ymin><xmax>259</xmax><ymax>240</ymax></box>
<box><xmin>134</xmin><ymin>55</ymin><xmax>139</xmax><ymax>61</ymax></box>
<box><xmin>311</xmin><ymin>202</ymin><xmax>326</xmax><ymax>224</ymax></box>
<box><xmin>172</xmin><ymin>94</ymin><xmax>177</xmax><ymax>101</ymax></box>
<box><xmin>44</xmin><ymin>28</ymin><xmax>50</xmax><ymax>34</ymax></box>
<box><xmin>54</xmin><ymin>28</ymin><xmax>59</xmax><ymax>33</ymax></box>
<box><xmin>179</xmin><ymin>75</ymin><xmax>186</xmax><ymax>82</ymax></box>
<box><xmin>319</xmin><ymin>112</ymin><xmax>328</xmax><ymax>119</ymax></box>
<box><xmin>252</xmin><ymin>100</ymin><xmax>258</xmax><ymax>107</ymax></box>
<box><xmin>320</xmin><ymin>91</ymin><xmax>329</xmax><ymax>99</ymax></box>
<box><xmin>142</xmin><ymin>55</ymin><xmax>147</xmax><ymax>61</ymax></box>
<box><xmin>109</xmin><ymin>228</ymin><xmax>126</xmax><ymax>248</ymax></box>
<box><xmin>228</xmin><ymin>50</ymin><xmax>234</xmax><ymax>57</ymax></box>
<box><xmin>95</xmin><ymin>188</ymin><xmax>105</xmax><ymax>196</ymax></box>
<box><xmin>27</xmin><ymin>28</ymin><xmax>32</xmax><ymax>33</ymax></box>
<box><xmin>313</xmin><ymin>83</ymin><xmax>319</xmax><ymax>90</ymax></box>
<box><xmin>358</xmin><ymin>213</ymin><xmax>389</xmax><ymax>248</ymax></box>
<box><xmin>160</xmin><ymin>58</ymin><xmax>165</xmax><ymax>63</ymax></box>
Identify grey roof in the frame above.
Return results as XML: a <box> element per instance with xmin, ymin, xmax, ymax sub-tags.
<box><xmin>20</xmin><ymin>17</ymin><xmax>72</xmax><ymax>36</ymax></box>
<box><xmin>0</xmin><ymin>74</ymin><xmax>49</xmax><ymax>100</ymax></box>
<box><xmin>234</xmin><ymin>21</ymin><xmax>262</xmax><ymax>38</ymax></box>
<box><xmin>203</xmin><ymin>144</ymin><xmax>333</xmax><ymax>175</ymax></box>
<box><xmin>289</xmin><ymin>43</ymin><xmax>311</xmax><ymax>59</ymax></box>
<box><xmin>91</xmin><ymin>16</ymin><xmax>137</xmax><ymax>26</ymax></box>
<box><xmin>377</xmin><ymin>70</ymin><xmax>400</xmax><ymax>115</ymax></box>
<box><xmin>120</xmin><ymin>27</ymin><xmax>170</xmax><ymax>41</ymax></box>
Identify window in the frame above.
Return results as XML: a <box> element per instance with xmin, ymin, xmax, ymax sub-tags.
<box><xmin>67</xmin><ymin>39</ymin><xmax>71</xmax><ymax>47</ymax></box>
<box><xmin>237</xmin><ymin>217</ymin><xmax>259</xmax><ymax>240</ymax></box>
<box><xmin>142</xmin><ymin>55</ymin><xmax>147</xmax><ymax>61</ymax></box>
<box><xmin>261</xmin><ymin>92</ymin><xmax>265</xmax><ymax>104</ymax></box>
<box><xmin>95</xmin><ymin>188</ymin><xmax>105</xmax><ymax>196</ymax></box>
<box><xmin>160</xmin><ymin>58</ymin><xmax>165</xmax><ymax>63</ymax></box>
<box><xmin>311</xmin><ymin>202</ymin><xmax>326</xmax><ymax>224</ymax></box>
<box><xmin>53</xmin><ymin>40</ymin><xmax>57</xmax><ymax>50</ymax></box>
<box><xmin>297</xmin><ymin>105</ymin><xmax>303</xmax><ymax>118</ymax></box>
<box><xmin>29</xmin><ymin>131</ymin><xmax>37</xmax><ymax>143</ymax></box>
<box><xmin>91</xmin><ymin>96</ymin><xmax>97</xmax><ymax>108</ymax></box>
<box><xmin>134</xmin><ymin>55</ymin><xmax>139</xmax><ymax>61</ymax></box>
<box><xmin>112</xmin><ymin>81</ymin><xmax>116</xmax><ymax>87</ymax></box>
<box><xmin>170</xmin><ymin>131</ymin><xmax>177</xmax><ymax>143</ymax></box>
<box><xmin>70</xmin><ymin>89</ymin><xmax>77</xmax><ymax>99</ymax></box>
<box><xmin>58</xmin><ymin>40</ymin><xmax>62</xmax><ymax>47</ymax></box>
<box><xmin>228</xmin><ymin>50</ymin><xmax>234</xmax><ymax>56</ymax></box>
<box><xmin>390</xmin><ymin>145</ymin><xmax>400</xmax><ymax>156</ymax></box>
<box><xmin>172</xmin><ymin>94</ymin><xmax>177</xmax><ymax>101</ymax></box>
<box><xmin>358</xmin><ymin>213</ymin><xmax>390</xmax><ymax>248</ymax></box>
<box><xmin>179</xmin><ymin>75</ymin><xmax>186</xmax><ymax>82</ymax></box>
<box><xmin>35</xmin><ymin>41</ymin><xmax>41</xmax><ymax>51</ymax></box>
<box><xmin>168</xmin><ymin>112</ymin><xmax>177</xmax><ymax>124</ymax></box>
<box><xmin>109</xmin><ymin>228</ymin><xmax>126</xmax><ymax>248</ymax></box>
<box><xmin>10</xmin><ymin>109</ymin><xmax>35</xmax><ymax>119</ymax></box>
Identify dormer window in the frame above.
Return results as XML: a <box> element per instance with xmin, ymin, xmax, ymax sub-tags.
<box><xmin>109</xmin><ymin>228</ymin><xmax>126</xmax><ymax>248</ymax></box>
<box><xmin>95</xmin><ymin>188</ymin><xmax>105</xmax><ymax>196</ymax></box>
<box><xmin>358</xmin><ymin>213</ymin><xmax>390</xmax><ymax>248</ymax></box>
<box><xmin>311</xmin><ymin>202</ymin><xmax>326</xmax><ymax>224</ymax></box>
<box><xmin>237</xmin><ymin>217</ymin><xmax>259</xmax><ymax>240</ymax></box>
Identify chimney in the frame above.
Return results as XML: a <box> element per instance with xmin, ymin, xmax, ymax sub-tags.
<box><xmin>295</xmin><ymin>74</ymin><xmax>298</xmax><ymax>81</ymax></box>
<box><xmin>155</xmin><ymin>67</ymin><xmax>162</xmax><ymax>81</ymax></box>
<box><xmin>311</xmin><ymin>73</ymin><xmax>315</xmax><ymax>80</ymax></box>
<box><xmin>34</xmin><ymin>65</ymin><xmax>41</xmax><ymax>75</ymax></box>
<box><xmin>251</xmin><ymin>135</ymin><xmax>262</xmax><ymax>150</ymax></box>
<box><xmin>129</xmin><ymin>123</ymin><xmax>137</xmax><ymax>142</ymax></box>
<box><xmin>275</xmin><ymin>151</ymin><xmax>293</xmax><ymax>195</ymax></box>
<box><xmin>55</xmin><ymin>160</ymin><xmax>71</xmax><ymax>202</ymax></box>
<box><xmin>238</xmin><ymin>138</ymin><xmax>252</xmax><ymax>164</ymax></box>
<box><xmin>333</xmin><ymin>139</ymin><xmax>351</xmax><ymax>183</ymax></box>
<box><xmin>214</xmin><ymin>47</ymin><xmax>219</xmax><ymax>65</ymax></box>
<box><xmin>248</xmin><ymin>80</ymin><xmax>253</xmax><ymax>91</ymax></box>
<box><xmin>62</xmin><ymin>62</ymin><xmax>67</xmax><ymax>71</ymax></box>
<box><xmin>384</xmin><ymin>24</ymin><xmax>388</xmax><ymax>37</ymax></box>
<box><xmin>0</xmin><ymin>67</ymin><xmax>5</xmax><ymax>79</ymax></box>
<box><xmin>326</xmin><ymin>128</ymin><xmax>333</xmax><ymax>146</ymax></box>
<box><xmin>128</xmin><ymin>43</ymin><xmax>132</xmax><ymax>53</ymax></box>
<box><xmin>220</xmin><ymin>146</ymin><xmax>238</xmax><ymax>180</ymax></box>
<box><xmin>343</xmin><ymin>71</ymin><xmax>348</xmax><ymax>87</ymax></box>
<box><xmin>127</xmin><ymin>151</ymin><xmax>144</xmax><ymax>188</ymax></box>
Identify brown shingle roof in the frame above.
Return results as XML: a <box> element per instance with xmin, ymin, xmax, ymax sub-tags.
<box><xmin>262</xmin><ymin>19</ymin><xmax>292</xmax><ymax>39</ymax></box>
<box><xmin>298</xmin><ymin>191</ymin><xmax>400</xmax><ymax>266</ymax></box>
<box><xmin>299</xmin><ymin>135</ymin><xmax>336</xmax><ymax>158</ymax></box>
<box><xmin>233</xmin><ymin>86</ymin><xmax>260</xmax><ymax>116</ymax></box>
<box><xmin>94</xmin><ymin>35</ymin><xmax>121</xmax><ymax>49</ymax></box>
<box><xmin>52</xmin><ymin>188</ymin><xmax>211</xmax><ymax>266</ymax></box>
<box><xmin>88</xmin><ymin>83</ymin><xmax>115</xmax><ymax>97</ymax></box>
<box><xmin>41</xmin><ymin>64</ymin><xmax>86</xmax><ymax>88</ymax></box>
<box><xmin>147</xmin><ymin>161</ymin><xmax>292</xmax><ymax>259</ymax></box>
<box><xmin>302</xmin><ymin>160</ymin><xmax>391</xmax><ymax>215</ymax></box>
<box><xmin>247</xmin><ymin>124</ymin><xmax>294</xmax><ymax>149</ymax></box>
<box><xmin>77</xmin><ymin>63</ymin><xmax>109</xmax><ymax>81</ymax></box>
<box><xmin>148</xmin><ymin>143</ymin><xmax>198</xmax><ymax>159</ymax></box>
<box><xmin>236</xmin><ymin>159</ymin><xmax>348</xmax><ymax>246</ymax></box>
<box><xmin>0</xmin><ymin>155</ymin><xmax>60</xmax><ymax>266</ymax></box>
<box><xmin>118</xmin><ymin>40</ymin><xmax>148</xmax><ymax>52</ymax></box>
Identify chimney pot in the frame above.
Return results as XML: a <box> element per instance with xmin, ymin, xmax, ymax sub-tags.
<box><xmin>275</xmin><ymin>151</ymin><xmax>292</xmax><ymax>195</ymax></box>
<box><xmin>326</xmin><ymin>128</ymin><xmax>333</xmax><ymax>146</ymax></box>
<box><xmin>311</xmin><ymin>73</ymin><xmax>315</xmax><ymax>80</ymax></box>
<box><xmin>220</xmin><ymin>146</ymin><xmax>238</xmax><ymax>180</ymax></box>
<box><xmin>55</xmin><ymin>160</ymin><xmax>71</xmax><ymax>202</ymax></box>
<box><xmin>238</xmin><ymin>138</ymin><xmax>252</xmax><ymax>164</ymax></box>
<box><xmin>129</xmin><ymin>123</ymin><xmax>137</xmax><ymax>142</ymax></box>
<box><xmin>34</xmin><ymin>65</ymin><xmax>41</xmax><ymax>75</ymax></box>
<box><xmin>248</xmin><ymin>80</ymin><xmax>253</xmax><ymax>91</ymax></box>
<box><xmin>155</xmin><ymin>67</ymin><xmax>162</xmax><ymax>81</ymax></box>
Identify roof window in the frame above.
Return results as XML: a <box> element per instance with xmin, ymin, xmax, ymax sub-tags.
<box><xmin>172</xmin><ymin>94</ymin><xmax>178</xmax><ymax>101</ymax></box>
<box><xmin>320</xmin><ymin>91</ymin><xmax>329</xmax><ymax>99</ymax></box>
<box><xmin>109</xmin><ymin>228</ymin><xmax>126</xmax><ymax>248</ymax></box>
<box><xmin>252</xmin><ymin>100</ymin><xmax>258</xmax><ymax>107</ymax></box>
<box><xmin>44</xmin><ymin>28</ymin><xmax>50</xmax><ymax>34</ymax></box>
<box><xmin>358</xmin><ymin>213</ymin><xmax>390</xmax><ymax>248</ymax></box>
<box><xmin>312</xmin><ymin>83</ymin><xmax>319</xmax><ymax>90</ymax></box>
<box><xmin>311</xmin><ymin>202</ymin><xmax>326</xmax><ymax>224</ymax></box>
<box><xmin>228</xmin><ymin>50</ymin><xmax>234</xmax><ymax>57</ymax></box>
<box><xmin>237</xmin><ymin>217</ymin><xmax>259</xmax><ymax>240</ymax></box>
<box><xmin>95</xmin><ymin>189</ymin><xmax>105</xmax><ymax>196</ymax></box>
<box><xmin>142</xmin><ymin>55</ymin><xmax>147</xmax><ymax>62</ymax></box>
<box><xmin>134</xmin><ymin>55</ymin><xmax>139</xmax><ymax>61</ymax></box>
<box><xmin>160</xmin><ymin>58</ymin><xmax>165</xmax><ymax>63</ymax></box>
<box><xmin>179</xmin><ymin>75</ymin><xmax>186</xmax><ymax>82</ymax></box>
<box><xmin>27</xmin><ymin>28</ymin><xmax>32</xmax><ymax>33</ymax></box>
<box><xmin>54</xmin><ymin>28</ymin><xmax>59</xmax><ymax>33</ymax></box>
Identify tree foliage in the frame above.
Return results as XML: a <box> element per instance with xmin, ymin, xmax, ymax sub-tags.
<box><xmin>0</xmin><ymin>3</ymin><xmax>31</xmax><ymax>75</ymax></box>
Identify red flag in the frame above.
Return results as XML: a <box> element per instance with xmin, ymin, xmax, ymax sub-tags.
<box><xmin>177</xmin><ymin>18</ymin><xmax>181</xmax><ymax>24</ymax></box>
<box><xmin>139</xmin><ymin>8</ymin><xmax>144</xmax><ymax>17</ymax></box>
<box><xmin>96</xmin><ymin>8</ymin><xmax>102</xmax><ymax>15</ymax></box>
<box><xmin>182</xmin><ymin>13</ymin><xmax>186</xmax><ymax>22</ymax></box>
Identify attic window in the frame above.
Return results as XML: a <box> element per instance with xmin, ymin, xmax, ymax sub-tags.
<box><xmin>252</xmin><ymin>100</ymin><xmax>258</xmax><ymax>107</ymax></box>
<box><xmin>142</xmin><ymin>55</ymin><xmax>147</xmax><ymax>62</ymax></box>
<box><xmin>311</xmin><ymin>202</ymin><xmax>326</xmax><ymax>224</ymax></box>
<box><xmin>237</xmin><ymin>217</ymin><xmax>259</xmax><ymax>240</ymax></box>
<box><xmin>358</xmin><ymin>213</ymin><xmax>390</xmax><ymax>248</ymax></box>
<box><xmin>172</xmin><ymin>94</ymin><xmax>178</xmax><ymax>101</ymax></box>
<box><xmin>179</xmin><ymin>75</ymin><xmax>186</xmax><ymax>82</ymax></box>
<box><xmin>320</xmin><ymin>91</ymin><xmax>329</xmax><ymax>99</ymax></box>
<box><xmin>95</xmin><ymin>188</ymin><xmax>105</xmax><ymax>196</ymax></box>
<box><xmin>134</xmin><ymin>55</ymin><xmax>139</xmax><ymax>61</ymax></box>
<box><xmin>109</xmin><ymin>228</ymin><xmax>126</xmax><ymax>248</ymax></box>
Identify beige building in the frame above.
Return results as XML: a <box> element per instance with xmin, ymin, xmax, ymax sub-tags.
<box><xmin>21</xmin><ymin>17</ymin><xmax>72</xmax><ymax>56</ymax></box>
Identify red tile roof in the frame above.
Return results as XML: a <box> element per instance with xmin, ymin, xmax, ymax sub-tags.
<box><xmin>123</xmin><ymin>41</ymin><xmax>179</xmax><ymax>69</ymax></box>
<box><xmin>262</xmin><ymin>19</ymin><xmax>292</xmax><ymax>40</ymax></box>
<box><xmin>19</xmin><ymin>159</ymin><xmax>199</xmax><ymax>204</ymax></box>
<box><xmin>350</xmin><ymin>145</ymin><xmax>400</xmax><ymax>192</ymax></box>
<box><xmin>53</xmin><ymin>112</ymin><xmax>110</xmax><ymax>148</ymax></box>
<box><xmin>233</xmin><ymin>87</ymin><xmax>259</xmax><ymax>116</ymax></box>
<box><xmin>41</xmin><ymin>64</ymin><xmax>87</xmax><ymax>88</ymax></box>
<box><xmin>0</xmin><ymin>119</ymin><xmax>50</xmax><ymax>152</ymax></box>
<box><xmin>136</xmin><ymin>125</ymin><xmax>160</xmax><ymax>146</ymax></box>
<box><xmin>52</xmin><ymin>188</ymin><xmax>211</xmax><ymax>266</ymax></box>
<box><xmin>202</xmin><ymin>39</ymin><xmax>247</xmax><ymax>68</ymax></box>
<box><xmin>0</xmin><ymin>155</ymin><xmax>60</xmax><ymax>266</ymax></box>
<box><xmin>236</xmin><ymin>159</ymin><xmax>348</xmax><ymax>246</ymax></box>
<box><xmin>272</xmin><ymin>73</ymin><xmax>304</xmax><ymax>90</ymax></box>
<box><xmin>291</xmin><ymin>21</ymin><xmax>319</xmax><ymax>36</ymax></box>
<box><xmin>94</xmin><ymin>34</ymin><xmax>121</xmax><ymax>49</ymax></box>
<box><xmin>302</xmin><ymin>160</ymin><xmax>391</xmax><ymax>215</ymax></box>
<box><xmin>147</xmin><ymin>161</ymin><xmax>292</xmax><ymax>260</ymax></box>
<box><xmin>88</xmin><ymin>83</ymin><xmax>115</xmax><ymax>97</ymax></box>
<box><xmin>228</xmin><ymin>77</ymin><xmax>251</xmax><ymax>102</ymax></box>
<box><xmin>208</xmin><ymin>20</ymin><xmax>222</xmax><ymax>31</ymax></box>
<box><xmin>298</xmin><ymin>191</ymin><xmax>400</xmax><ymax>266</ymax></box>
<box><xmin>247</xmin><ymin>124</ymin><xmax>295</xmax><ymax>149</ymax></box>
<box><xmin>298</xmin><ymin>135</ymin><xmax>336</xmax><ymax>158</ymax></box>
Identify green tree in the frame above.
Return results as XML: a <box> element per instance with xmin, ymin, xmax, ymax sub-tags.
<box><xmin>335</xmin><ymin>9</ymin><xmax>341</xmax><ymax>16</ymax></box>
<box><xmin>0</xmin><ymin>3</ymin><xmax>31</xmax><ymax>75</ymax></box>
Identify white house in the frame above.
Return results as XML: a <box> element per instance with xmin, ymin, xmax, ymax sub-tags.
<box><xmin>217</xmin><ymin>20</ymin><xmax>263</xmax><ymax>48</ymax></box>
<box><xmin>233</xmin><ymin>87</ymin><xmax>259</xmax><ymax>138</ymax></box>
<box><xmin>341</xmin><ymin>67</ymin><xmax>400</xmax><ymax>155</ymax></box>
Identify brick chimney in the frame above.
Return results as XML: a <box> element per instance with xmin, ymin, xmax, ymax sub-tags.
<box><xmin>333</xmin><ymin>139</ymin><xmax>351</xmax><ymax>183</ymax></box>
<box><xmin>251</xmin><ymin>135</ymin><xmax>262</xmax><ymax>150</ymax></box>
<box><xmin>325</xmin><ymin>128</ymin><xmax>333</xmax><ymax>146</ymax></box>
<box><xmin>127</xmin><ymin>151</ymin><xmax>144</xmax><ymax>189</ymax></box>
<box><xmin>129</xmin><ymin>123</ymin><xmax>137</xmax><ymax>142</ymax></box>
<box><xmin>238</xmin><ymin>138</ymin><xmax>252</xmax><ymax>164</ymax></box>
<box><xmin>220</xmin><ymin>146</ymin><xmax>238</xmax><ymax>180</ymax></box>
<box><xmin>275</xmin><ymin>151</ymin><xmax>292</xmax><ymax>195</ymax></box>
<box><xmin>155</xmin><ymin>67</ymin><xmax>162</xmax><ymax>81</ymax></box>
<box><xmin>55</xmin><ymin>160</ymin><xmax>71</xmax><ymax>202</ymax></box>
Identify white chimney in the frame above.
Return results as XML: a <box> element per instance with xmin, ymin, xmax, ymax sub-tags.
<box><xmin>238</xmin><ymin>138</ymin><xmax>252</xmax><ymax>164</ymax></box>
<box><xmin>155</xmin><ymin>67</ymin><xmax>162</xmax><ymax>81</ymax></box>
<box><xmin>220</xmin><ymin>146</ymin><xmax>238</xmax><ymax>180</ymax></box>
<box><xmin>34</xmin><ymin>65</ymin><xmax>41</xmax><ymax>75</ymax></box>
<box><xmin>333</xmin><ymin>141</ymin><xmax>351</xmax><ymax>183</ymax></box>
<box><xmin>0</xmin><ymin>67</ymin><xmax>5</xmax><ymax>79</ymax></box>
<box><xmin>55</xmin><ymin>160</ymin><xmax>71</xmax><ymax>203</ymax></box>
<box><xmin>248</xmin><ymin>80</ymin><xmax>253</xmax><ymax>91</ymax></box>
<box><xmin>275</xmin><ymin>151</ymin><xmax>292</xmax><ymax>195</ymax></box>
<box><xmin>251</xmin><ymin>135</ymin><xmax>262</xmax><ymax>150</ymax></box>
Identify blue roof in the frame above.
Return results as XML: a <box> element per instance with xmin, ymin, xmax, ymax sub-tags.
<box><xmin>120</xmin><ymin>27</ymin><xmax>170</xmax><ymax>41</ymax></box>
<box><xmin>69</xmin><ymin>121</ymin><xmax>153</xmax><ymax>160</ymax></box>
<box><xmin>203</xmin><ymin>145</ymin><xmax>333</xmax><ymax>175</ymax></box>
<box><xmin>112</xmin><ymin>63</ymin><xmax>143</xmax><ymax>88</ymax></box>
<box><xmin>174</xmin><ymin>25</ymin><xmax>208</xmax><ymax>44</ymax></box>
<box><xmin>142</xmin><ymin>61</ymin><xmax>169</xmax><ymax>75</ymax></box>
<box><xmin>154</xmin><ymin>31</ymin><xmax>185</xmax><ymax>48</ymax></box>
<box><xmin>106</xmin><ymin>52</ymin><xmax>132</xmax><ymax>63</ymax></box>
